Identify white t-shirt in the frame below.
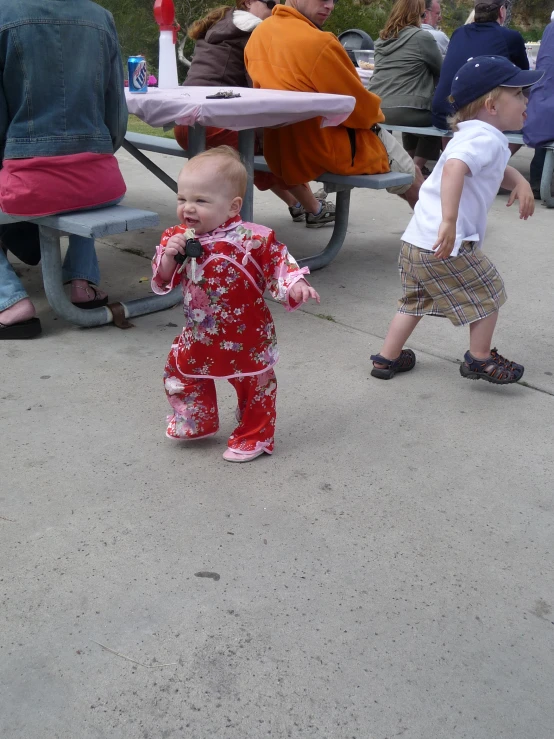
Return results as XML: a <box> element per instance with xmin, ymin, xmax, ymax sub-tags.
<box><xmin>421</xmin><ymin>23</ymin><xmax>449</xmax><ymax>57</ymax></box>
<box><xmin>402</xmin><ymin>120</ymin><xmax>511</xmax><ymax>256</ymax></box>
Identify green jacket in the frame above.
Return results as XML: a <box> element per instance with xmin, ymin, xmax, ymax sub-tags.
<box><xmin>369</xmin><ymin>26</ymin><xmax>442</xmax><ymax>110</ymax></box>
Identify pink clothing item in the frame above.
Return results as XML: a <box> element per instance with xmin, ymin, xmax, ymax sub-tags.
<box><xmin>164</xmin><ymin>349</ymin><xmax>277</xmax><ymax>455</ymax></box>
<box><xmin>0</xmin><ymin>153</ymin><xmax>126</xmax><ymax>217</ymax></box>
<box><xmin>151</xmin><ymin>217</ymin><xmax>310</xmax><ymax>381</ymax></box>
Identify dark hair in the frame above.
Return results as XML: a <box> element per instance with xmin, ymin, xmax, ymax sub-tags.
<box><xmin>424</xmin><ymin>0</ymin><xmax>433</xmax><ymax>10</ymax></box>
<box><xmin>474</xmin><ymin>4</ymin><xmax>503</xmax><ymax>23</ymax></box>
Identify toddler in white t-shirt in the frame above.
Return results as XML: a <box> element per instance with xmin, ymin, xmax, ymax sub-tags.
<box><xmin>371</xmin><ymin>56</ymin><xmax>543</xmax><ymax>385</ymax></box>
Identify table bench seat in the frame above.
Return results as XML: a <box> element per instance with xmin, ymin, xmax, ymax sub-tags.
<box><xmin>382</xmin><ymin>124</ymin><xmax>554</xmax><ymax>208</ymax></box>
<box><xmin>124</xmin><ymin>131</ymin><xmax>413</xmax><ymax>270</ymax></box>
<box><xmin>0</xmin><ymin>205</ymin><xmax>181</xmax><ymax>328</ymax></box>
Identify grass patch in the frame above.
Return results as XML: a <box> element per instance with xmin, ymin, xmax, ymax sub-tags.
<box><xmin>314</xmin><ymin>313</ymin><xmax>336</xmax><ymax>322</ymax></box>
<box><xmin>126</xmin><ymin>114</ymin><xmax>175</xmax><ymax>139</ymax></box>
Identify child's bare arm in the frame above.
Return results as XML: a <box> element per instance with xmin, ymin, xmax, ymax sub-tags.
<box><xmin>502</xmin><ymin>165</ymin><xmax>535</xmax><ymax>220</ymax></box>
<box><xmin>433</xmin><ymin>158</ymin><xmax>470</xmax><ymax>259</ymax></box>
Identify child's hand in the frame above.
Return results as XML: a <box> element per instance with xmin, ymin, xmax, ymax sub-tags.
<box><xmin>507</xmin><ymin>181</ymin><xmax>535</xmax><ymax>220</ymax></box>
<box><xmin>160</xmin><ymin>233</ymin><xmax>188</xmax><ymax>272</ymax></box>
<box><xmin>432</xmin><ymin>220</ymin><xmax>457</xmax><ymax>260</ymax></box>
<box><xmin>289</xmin><ymin>279</ymin><xmax>320</xmax><ymax>305</ymax></box>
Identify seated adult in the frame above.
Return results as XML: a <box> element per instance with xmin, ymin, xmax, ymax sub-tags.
<box><xmin>432</xmin><ymin>0</ymin><xmax>528</xmax><ymax>130</ymax></box>
<box><xmin>174</xmin><ymin>0</ymin><xmax>334</xmax><ymax>227</ymax></box>
<box><xmin>421</xmin><ymin>0</ymin><xmax>449</xmax><ymax>57</ymax></box>
<box><xmin>0</xmin><ymin>0</ymin><xmax>127</xmax><ymax>339</ymax></box>
<box><xmin>523</xmin><ymin>18</ymin><xmax>554</xmax><ymax>199</ymax></box>
<box><xmin>369</xmin><ymin>0</ymin><xmax>442</xmax><ymax>172</ymax></box>
<box><xmin>244</xmin><ymin>0</ymin><xmax>421</xmax><ymax>209</ymax></box>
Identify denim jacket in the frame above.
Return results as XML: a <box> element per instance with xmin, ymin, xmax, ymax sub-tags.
<box><xmin>0</xmin><ymin>0</ymin><xmax>128</xmax><ymax>161</ymax></box>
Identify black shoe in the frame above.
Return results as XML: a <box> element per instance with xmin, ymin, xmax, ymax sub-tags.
<box><xmin>0</xmin><ymin>317</ymin><xmax>42</xmax><ymax>339</ymax></box>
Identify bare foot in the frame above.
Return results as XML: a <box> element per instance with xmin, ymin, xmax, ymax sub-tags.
<box><xmin>70</xmin><ymin>279</ymin><xmax>107</xmax><ymax>304</ymax></box>
<box><xmin>0</xmin><ymin>298</ymin><xmax>36</xmax><ymax>326</ymax></box>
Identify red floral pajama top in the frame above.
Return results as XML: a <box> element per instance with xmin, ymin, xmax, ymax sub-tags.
<box><xmin>151</xmin><ymin>216</ymin><xmax>310</xmax><ymax>379</ymax></box>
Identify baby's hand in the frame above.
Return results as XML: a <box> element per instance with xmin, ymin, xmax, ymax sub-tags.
<box><xmin>289</xmin><ymin>279</ymin><xmax>320</xmax><ymax>305</ymax></box>
<box><xmin>507</xmin><ymin>181</ymin><xmax>535</xmax><ymax>220</ymax></box>
<box><xmin>160</xmin><ymin>233</ymin><xmax>188</xmax><ymax>271</ymax></box>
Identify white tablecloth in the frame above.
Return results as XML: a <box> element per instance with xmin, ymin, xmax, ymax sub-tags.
<box><xmin>125</xmin><ymin>86</ymin><xmax>355</xmax><ymax>131</ymax></box>
<box><xmin>356</xmin><ymin>68</ymin><xmax>373</xmax><ymax>90</ymax></box>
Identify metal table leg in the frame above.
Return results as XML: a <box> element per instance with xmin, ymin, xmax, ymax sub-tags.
<box><xmin>238</xmin><ymin>128</ymin><xmax>256</xmax><ymax>222</ymax></box>
<box><xmin>122</xmin><ymin>139</ymin><xmax>178</xmax><ymax>193</ymax></box>
<box><xmin>123</xmin><ymin>128</ymin><xmax>255</xmax><ymax>220</ymax></box>
<box><xmin>187</xmin><ymin>124</ymin><xmax>206</xmax><ymax>158</ymax></box>
<box><xmin>297</xmin><ymin>189</ymin><xmax>351</xmax><ymax>271</ymax></box>
<box><xmin>39</xmin><ymin>225</ymin><xmax>181</xmax><ymax>327</ymax></box>
<box><xmin>540</xmin><ymin>148</ymin><xmax>554</xmax><ymax>208</ymax></box>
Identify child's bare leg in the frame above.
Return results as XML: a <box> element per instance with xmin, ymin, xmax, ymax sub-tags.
<box><xmin>374</xmin><ymin>313</ymin><xmax>422</xmax><ymax>367</ymax></box>
<box><xmin>461</xmin><ymin>311</ymin><xmax>523</xmax><ymax>384</ymax></box>
<box><xmin>269</xmin><ymin>185</ymin><xmax>298</xmax><ymax>207</ymax></box>
<box><xmin>287</xmin><ymin>184</ymin><xmax>322</xmax><ymax>215</ymax></box>
<box><xmin>468</xmin><ymin>312</ymin><xmax>498</xmax><ymax>359</ymax></box>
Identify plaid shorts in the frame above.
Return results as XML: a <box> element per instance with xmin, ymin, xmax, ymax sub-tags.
<box><xmin>397</xmin><ymin>240</ymin><xmax>507</xmax><ymax>327</ymax></box>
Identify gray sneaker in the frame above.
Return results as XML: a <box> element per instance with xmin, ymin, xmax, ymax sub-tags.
<box><xmin>305</xmin><ymin>200</ymin><xmax>335</xmax><ymax>229</ymax></box>
<box><xmin>288</xmin><ymin>204</ymin><xmax>306</xmax><ymax>222</ymax></box>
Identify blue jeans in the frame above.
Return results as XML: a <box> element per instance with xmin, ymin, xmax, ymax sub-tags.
<box><xmin>0</xmin><ymin>197</ymin><xmax>123</xmax><ymax>312</ymax></box>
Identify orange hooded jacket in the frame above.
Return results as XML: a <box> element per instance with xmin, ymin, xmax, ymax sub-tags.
<box><xmin>244</xmin><ymin>5</ymin><xmax>389</xmax><ymax>186</ymax></box>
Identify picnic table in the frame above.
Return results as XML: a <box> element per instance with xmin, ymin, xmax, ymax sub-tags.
<box><xmin>124</xmin><ymin>86</ymin><xmax>356</xmax><ymax>221</ymax></box>
<box><xmin>124</xmin><ymin>86</ymin><xmax>414</xmax><ymax>270</ymax></box>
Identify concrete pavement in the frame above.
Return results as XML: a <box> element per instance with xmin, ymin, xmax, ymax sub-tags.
<box><xmin>1</xmin><ymin>145</ymin><xmax>553</xmax><ymax>739</ymax></box>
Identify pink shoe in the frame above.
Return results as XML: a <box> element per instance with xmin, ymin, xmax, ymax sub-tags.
<box><xmin>222</xmin><ymin>448</ymin><xmax>266</xmax><ymax>463</ymax></box>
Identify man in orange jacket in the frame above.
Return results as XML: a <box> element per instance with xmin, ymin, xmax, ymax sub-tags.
<box><xmin>244</xmin><ymin>0</ymin><xmax>422</xmax><ymax>208</ymax></box>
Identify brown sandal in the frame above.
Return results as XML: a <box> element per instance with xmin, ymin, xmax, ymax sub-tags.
<box><xmin>459</xmin><ymin>348</ymin><xmax>524</xmax><ymax>384</ymax></box>
<box><xmin>370</xmin><ymin>349</ymin><xmax>416</xmax><ymax>380</ymax></box>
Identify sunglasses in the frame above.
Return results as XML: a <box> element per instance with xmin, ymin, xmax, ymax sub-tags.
<box><xmin>260</xmin><ymin>0</ymin><xmax>277</xmax><ymax>8</ymax></box>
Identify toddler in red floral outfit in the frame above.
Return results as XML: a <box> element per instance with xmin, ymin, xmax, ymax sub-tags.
<box><xmin>152</xmin><ymin>146</ymin><xmax>319</xmax><ymax>462</ymax></box>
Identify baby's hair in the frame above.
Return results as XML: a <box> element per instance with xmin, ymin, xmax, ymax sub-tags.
<box><xmin>447</xmin><ymin>87</ymin><xmax>503</xmax><ymax>131</ymax></box>
<box><xmin>184</xmin><ymin>146</ymin><xmax>247</xmax><ymax>198</ymax></box>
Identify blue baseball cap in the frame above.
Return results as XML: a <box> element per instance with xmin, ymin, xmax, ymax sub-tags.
<box><xmin>450</xmin><ymin>55</ymin><xmax>543</xmax><ymax>111</ymax></box>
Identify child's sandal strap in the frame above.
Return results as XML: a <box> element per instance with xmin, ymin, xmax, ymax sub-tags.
<box><xmin>370</xmin><ymin>353</ymin><xmax>393</xmax><ymax>367</ymax></box>
<box><xmin>460</xmin><ymin>348</ymin><xmax>524</xmax><ymax>384</ymax></box>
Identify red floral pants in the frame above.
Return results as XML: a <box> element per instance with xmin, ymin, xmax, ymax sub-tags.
<box><xmin>164</xmin><ymin>354</ymin><xmax>277</xmax><ymax>455</ymax></box>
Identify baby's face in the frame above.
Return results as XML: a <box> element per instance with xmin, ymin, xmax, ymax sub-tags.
<box><xmin>176</xmin><ymin>161</ymin><xmax>241</xmax><ymax>235</ymax></box>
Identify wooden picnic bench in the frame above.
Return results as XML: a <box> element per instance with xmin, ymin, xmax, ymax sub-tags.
<box><xmin>123</xmin><ymin>131</ymin><xmax>413</xmax><ymax>271</ymax></box>
<box><xmin>381</xmin><ymin>124</ymin><xmax>554</xmax><ymax>208</ymax></box>
<box><xmin>0</xmin><ymin>205</ymin><xmax>180</xmax><ymax>328</ymax></box>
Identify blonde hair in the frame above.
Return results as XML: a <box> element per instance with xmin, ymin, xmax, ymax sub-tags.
<box><xmin>188</xmin><ymin>0</ymin><xmax>248</xmax><ymax>40</ymax></box>
<box><xmin>447</xmin><ymin>87</ymin><xmax>503</xmax><ymax>130</ymax></box>
<box><xmin>184</xmin><ymin>146</ymin><xmax>248</xmax><ymax>197</ymax></box>
<box><xmin>380</xmin><ymin>0</ymin><xmax>425</xmax><ymax>40</ymax></box>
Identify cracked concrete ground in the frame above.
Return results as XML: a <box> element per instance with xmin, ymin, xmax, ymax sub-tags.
<box><xmin>1</xmin><ymin>145</ymin><xmax>553</xmax><ymax>739</ymax></box>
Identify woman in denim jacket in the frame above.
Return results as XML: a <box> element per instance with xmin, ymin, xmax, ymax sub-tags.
<box><xmin>0</xmin><ymin>0</ymin><xmax>128</xmax><ymax>338</ymax></box>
